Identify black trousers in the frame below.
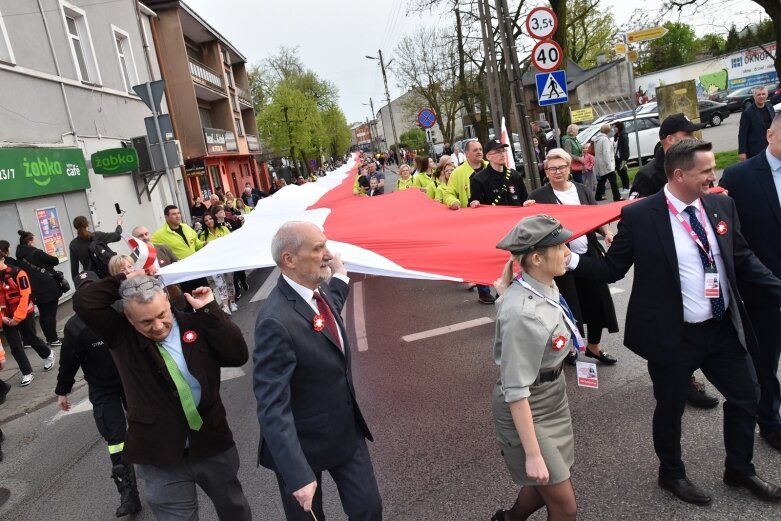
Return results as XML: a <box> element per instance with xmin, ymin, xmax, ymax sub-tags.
<box><xmin>647</xmin><ymin>314</ymin><xmax>759</xmax><ymax>479</ymax></box>
<box><xmin>4</xmin><ymin>315</ymin><xmax>51</xmax><ymax>375</ymax></box>
<box><xmin>36</xmin><ymin>299</ymin><xmax>59</xmax><ymax>343</ymax></box>
<box><xmin>595</xmin><ymin>171</ymin><xmax>622</xmax><ymax>201</ymax></box>
<box><xmin>275</xmin><ymin>437</ymin><xmax>382</xmax><ymax>521</ymax></box>
<box><xmin>744</xmin><ymin>302</ymin><xmax>781</xmax><ymax>433</ymax></box>
<box><xmin>616</xmin><ymin>161</ymin><xmax>630</xmax><ymax>189</ymax></box>
<box><xmin>90</xmin><ymin>387</ymin><xmax>128</xmax><ymax>466</ymax></box>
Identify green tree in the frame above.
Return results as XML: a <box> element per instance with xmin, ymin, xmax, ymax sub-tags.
<box><xmin>566</xmin><ymin>0</ymin><xmax>619</xmax><ymax>68</ymax></box>
<box><xmin>724</xmin><ymin>24</ymin><xmax>741</xmax><ymax>53</ymax></box>
<box><xmin>399</xmin><ymin>128</ymin><xmax>427</xmax><ymax>151</ymax></box>
<box><xmin>697</xmin><ymin>33</ymin><xmax>725</xmax><ymax>57</ymax></box>
<box><xmin>637</xmin><ymin>21</ymin><xmax>698</xmax><ymax>74</ymax></box>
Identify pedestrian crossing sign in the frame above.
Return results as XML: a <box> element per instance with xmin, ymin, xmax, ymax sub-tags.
<box><xmin>535</xmin><ymin>71</ymin><xmax>568</xmax><ymax>106</ymax></box>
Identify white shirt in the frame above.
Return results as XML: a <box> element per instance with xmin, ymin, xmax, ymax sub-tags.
<box><xmin>766</xmin><ymin>148</ymin><xmax>781</xmax><ymax>206</ymax></box>
<box><xmin>552</xmin><ymin>184</ymin><xmax>588</xmax><ymax>254</ymax></box>
<box><xmin>663</xmin><ymin>185</ymin><xmax>730</xmax><ymax>323</ymax></box>
<box><xmin>283</xmin><ymin>273</ymin><xmax>349</xmax><ymax>346</ymax></box>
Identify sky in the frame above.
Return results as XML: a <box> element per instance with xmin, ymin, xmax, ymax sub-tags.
<box><xmin>184</xmin><ymin>0</ymin><xmax>767</xmax><ymax>123</ymax></box>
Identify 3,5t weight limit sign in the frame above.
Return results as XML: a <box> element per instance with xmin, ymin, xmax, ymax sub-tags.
<box><xmin>531</xmin><ymin>40</ymin><xmax>562</xmax><ymax>73</ymax></box>
<box><xmin>525</xmin><ymin>6</ymin><xmax>558</xmax><ymax>40</ymax></box>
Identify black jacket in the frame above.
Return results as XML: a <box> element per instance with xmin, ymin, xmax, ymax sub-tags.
<box><xmin>15</xmin><ymin>243</ymin><xmax>61</xmax><ymax>303</ymax></box>
<box><xmin>469</xmin><ymin>165</ymin><xmax>528</xmax><ymax>206</ymax></box>
<box><xmin>68</xmin><ymin>226</ymin><xmax>123</xmax><ymax>279</ymax></box>
<box><xmin>574</xmin><ymin>191</ymin><xmax>781</xmax><ymax>363</ymax></box>
<box><xmin>614</xmin><ymin>132</ymin><xmax>630</xmax><ymax>162</ymax></box>
<box><xmin>55</xmin><ymin>314</ymin><xmax>122</xmax><ymax>395</ymax></box>
<box><xmin>630</xmin><ymin>145</ymin><xmax>666</xmax><ymax>198</ymax></box>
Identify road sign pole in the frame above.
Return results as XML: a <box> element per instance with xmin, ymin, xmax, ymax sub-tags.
<box><xmin>551</xmin><ymin>108</ymin><xmax>560</xmax><ymax>148</ymax></box>
<box><xmin>144</xmin><ymin>81</ymin><xmax>182</xmax><ymax>211</ymax></box>
<box><xmin>624</xmin><ymin>34</ymin><xmax>643</xmax><ymax>166</ymax></box>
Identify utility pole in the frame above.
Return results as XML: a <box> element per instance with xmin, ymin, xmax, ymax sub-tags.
<box><xmin>369</xmin><ymin>97</ymin><xmax>378</xmax><ymax>150</ymax></box>
<box><xmin>494</xmin><ymin>0</ymin><xmax>539</xmax><ymax>189</ymax></box>
<box><xmin>478</xmin><ymin>0</ymin><xmax>503</xmax><ymax>139</ymax></box>
<box><xmin>377</xmin><ymin>50</ymin><xmax>400</xmax><ymax>155</ymax></box>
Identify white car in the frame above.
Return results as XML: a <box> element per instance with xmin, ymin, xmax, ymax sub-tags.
<box><xmin>636</xmin><ymin>102</ymin><xmax>658</xmax><ymax>114</ymax></box>
<box><xmin>577</xmin><ymin>113</ymin><xmax>660</xmax><ymax>163</ymax></box>
<box><xmin>775</xmin><ymin>101</ymin><xmax>781</xmax><ymax>113</ymax></box>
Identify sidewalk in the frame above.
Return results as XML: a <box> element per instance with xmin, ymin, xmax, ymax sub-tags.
<box><xmin>0</xmin><ymin>299</ymin><xmax>83</xmax><ymax>425</ymax></box>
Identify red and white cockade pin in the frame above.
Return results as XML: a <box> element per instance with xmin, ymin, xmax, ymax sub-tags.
<box><xmin>182</xmin><ymin>330</ymin><xmax>198</xmax><ymax>343</ymax></box>
<box><xmin>313</xmin><ymin>315</ymin><xmax>325</xmax><ymax>332</ymax></box>
<box><xmin>716</xmin><ymin>221</ymin><xmax>728</xmax><ymax>235</ymax></box>
<box><xmin>552</xmin><ymin>335</ymin><xmax>567</xmax><ymax>351</ymax></box>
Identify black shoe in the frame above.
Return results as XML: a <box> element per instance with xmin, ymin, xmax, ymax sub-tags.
<box><xmin>490</xmin><ymin>509</ymin><xmax>506</xmax><ymax>521</ymax></box>
<box><xmin>723</xmin><ymin>469</ymin><xmax>781</xmax><ymax>501</ymax></box>
<box><xmin>760</xmin><ymin>430</ymin><xmax>781</xmax><ymax>451</ymax></box>
<box><xmin>479</xmin><ymin>294</ymin><xmax>496</xmax><ymax>304</ymax></box>
<box><xmin>658</xmin><ymin>475</ymin><xmax>712</xmax><ymax>505</ymax></box>
<box><xmin>241</xmin><ymin>281</ymin><xmax>249</xmax><ymax>292</ymax></box>
<box><xmin>235</xmin><ymin>291</ymin><xmax>242</xmax><ymax>301</ymax></box>
<box><xmin>0</xmin><ymin>382</ymin><xmax>9</xmax><ymax>406</ymax></box>
<box><xmin>584</xmin><ymin>349</ymin><xmax>617</xmax><ymax>364</ymax></box>
<box><xmin>595</xmin><ymin>197</ymin><xmax>606</xmax><ymax>201</ymax></box>
<box><xmin>565</xmin><ymin>350</ymin><xmax>578</xmax><ymax>366</ymax></box>
<box><xmin>687</xmin><ymin>377</ymin><xmax>719</xmax><ymax>408</ymax></box>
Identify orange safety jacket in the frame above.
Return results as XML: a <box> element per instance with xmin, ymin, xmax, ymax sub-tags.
<box><xmin>0</xmin><ymin>266</ymin><xmax>34</xmax><ymax>323</ymax></box>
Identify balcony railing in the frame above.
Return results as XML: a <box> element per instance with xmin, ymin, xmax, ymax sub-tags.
<box><xmin>246</xmin><ymin>134</ymin><xmax>261</xmax><ymax>152</ymax></box>
<box><xmin>237</xmin><ymin>86</ymin><xmax>253</xmax><ymax>107</ymax></box>
<box><xmin>189</xmin><ymin>58</ymin><xmax>223</xmax><ymax>91</ymax></box>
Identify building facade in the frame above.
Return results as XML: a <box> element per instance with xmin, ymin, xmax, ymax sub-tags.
<box><xmin>0</xmin><ymin>0</ymin><xmax>172</xmax><ymax>292</ymax></box>
<box><xmin>142</xmin><ymin>0</ymin><xmax>267</xmax><ymax>205</ymax></box>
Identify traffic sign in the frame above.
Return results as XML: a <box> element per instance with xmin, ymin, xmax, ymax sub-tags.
<box><xmin>570</xmin><ymin>107</ymin><xmax>594</xmax><ymax>123</ymax></box>
<box><xmin>417</xmin><ymin>108</ymin><xmax>437</xmax><ymax>129</ymax></box>
<box><xmin>614</xmin><ymin>43</ymin><xmax>627</xmax><ymax>55</ymax></box>
<box><xmin>525</xmin><ymin>7</ymin><xmax>558</xmax><ymax>40</ymax></box>
<box><xmin>627</xmin><ymin>26</ymin><xmax>669</xmax><ymax>43</ymax></box>
<box><xmin>531</xmin><ymin>40</ymin><xmax>563</xmax><ymax>73</ymax></box>
<box><xmin>627</xmin><ymin>50</ymin><xmax>639</xmax><ymax>63</ymax></box>
<box><xmin>536</xmin><ymin>71</ymin><xmax>568</xmax><ymax>107</ymax></box>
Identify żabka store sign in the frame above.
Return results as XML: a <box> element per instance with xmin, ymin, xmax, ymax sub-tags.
<box><xmin>0</xmin><ymin>147</ymin><xmax>90</xmax><ymax>202</ymax></box>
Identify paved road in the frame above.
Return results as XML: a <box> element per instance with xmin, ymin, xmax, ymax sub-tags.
<box><xmin>701</xmin><ymin>111</ymin><xmax>740</xmax><ymax>153</ymax></box>
<box><xmin>2</xmin><ymin>258</ymin><xmax>780</xmax><ymax>520</ymax></box>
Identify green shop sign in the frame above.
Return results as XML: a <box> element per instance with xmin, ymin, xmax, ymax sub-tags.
<box><xmin>0</xmin><ymin>147</ymin><xmax>90</xmax><ymax>202</ymax></box>
<box><xmin>91</xmin><ymin>148</ymin><xmax>139</xmax><ymax>175</ymax></box>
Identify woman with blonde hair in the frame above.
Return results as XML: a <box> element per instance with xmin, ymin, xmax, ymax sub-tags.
<box><xmin>396</xmin><ymin>164</ymin><xmax>415</xmax><ymax>191</ymax></box>
<box><xmin>426</xmin><ymin>155</ymin><xmax>454</xmax><ymax>203</ymax></box>
<box><xmin>107</xmin><ymin>255</ymin><xmax>134</xmax><ymax>277</ymax></box>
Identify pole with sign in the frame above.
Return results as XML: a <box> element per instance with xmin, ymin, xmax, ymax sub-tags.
<box><xmin>528</xmin><ymin>6</ymin><xmax>564</xmax><ymax>149</ymax></box>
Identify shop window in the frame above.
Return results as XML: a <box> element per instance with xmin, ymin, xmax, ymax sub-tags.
<box><xmin>112</xmin><ymin>26</ymin><xmax>138</xmax><ymax>92</ymax></box>
<box><xmin>0</xmin><ymin>9</ymin><xmax>15</xmax><ymax>64</ymax></box>
<box><xmin>60</xmin><ymin>1</ymin><xmax>101</xmax><ymax>84</ymax></box>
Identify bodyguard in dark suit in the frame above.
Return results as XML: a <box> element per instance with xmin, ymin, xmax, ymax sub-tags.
<box><xmin>738</xmin><ymin>86</ymin><xmax>776</xmax><ymax>160</ymax></box>
<box><xmin>253</xmin><ymin>221</ymin><xmax>382</xmax><ymax>520</ymax></box>
<box><xmin>570</xmin><ymin>139</ymin><xmax>781</xmax><ymax>504</ymax></box>
<box><xmin>721</xmin><ymin>113</ymin><xmax>781</xmax><ymax>451</ymax></box>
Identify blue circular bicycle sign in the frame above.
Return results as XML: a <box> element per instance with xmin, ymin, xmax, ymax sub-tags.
<box><xmin>417</xmin><ymin>108</ymin><xmax>437</xmax><ymax>129</ymax></box>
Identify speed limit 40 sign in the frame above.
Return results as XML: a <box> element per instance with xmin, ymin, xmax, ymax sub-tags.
<box><xmin>525</xmin><ymin>6</ymin><xmax>558</xmax><ymax>40</ymax></box>
<box><xmin>531</xmin><ymin>39</ymin><xmax>562</xmax><ymax>72</ymax></box>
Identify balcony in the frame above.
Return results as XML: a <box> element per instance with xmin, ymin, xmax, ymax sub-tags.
<box><xmin>237</xmin><ymin>86</ymin><xmax>253</xmax><ymax>108</ymax></box>
<box><xmin>189</xmin><ymin>58</ymin><xmax>227</xmax><ymax>101</ymax></box>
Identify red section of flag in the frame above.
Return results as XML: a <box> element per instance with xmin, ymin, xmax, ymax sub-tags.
<box><xmin>313</xmin><ymin>165</ymin><xmax>632</xmax><ymax>285</ymax></box>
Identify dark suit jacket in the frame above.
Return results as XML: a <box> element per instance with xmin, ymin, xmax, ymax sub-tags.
<box><xmin>738</xmin><ymin>103</ymin><xmax>775</xmax><ymax>158</ymax></box>
<box><xmin>73</xmin><ymin>275</ymin><xmax>249</xmax><ymax>466</ymax></box>
<box><xmin>574</xmin><ymin>191</ymin><xmax>781</xmax><ymax>363</ymax></box>
<box><xmin>253</xmin><ymin>275</ymin><xmax>372</xmax><ymax>494</ymax></box>
<box><xmin>720</xmin><ymin>150</ymin><xmax>781</xmax><ymax>305</ymax></box>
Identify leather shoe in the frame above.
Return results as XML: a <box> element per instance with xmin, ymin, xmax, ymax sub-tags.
<box><xmin>585</xmin><ymin>349</ymin><xmax>617</xmax><ymax>364</ymax></box>
<box><xmin>565</xmin><ymin>350</ymin><xmax>578</xmax><ymax>366</ymax></box>
<box><xmin>658</xmin><ymin>475</ymin><xmax>712</xmax><ymax>505</ymax></box>
<box><xmin>490</xmin><ymin>510</ymin><xmax>506</xmax><ymax>521</ymax></box>
<box><xmin>760</xmin><ymin>430</ymin><xmax>781</xmax><ymax>451</ymax></box>
<box><xmin>686</xmin><ymin>377</ymin><xmax>719</xmax><ymax>409</ymax></box>
<box><xmin>723</xmin><ymin>469</ymin><xmax>781</xmax><ymax>501</ymax></box>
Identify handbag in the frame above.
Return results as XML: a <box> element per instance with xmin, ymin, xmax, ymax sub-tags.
<box><xmin>21</xmin><ymin>258</ymin><xmax>70</xmax><ymax>294</ymax></box>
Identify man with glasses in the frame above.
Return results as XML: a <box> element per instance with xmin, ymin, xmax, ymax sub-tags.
<box><xmin>469</xmin><ymin>139</ymin><xmax>529</xmax><ymax>207</ymax></box>
<box><xmin>74</xmin><ymin>272</ymin><xmax>252</xmax><ymax>520</ymax></box>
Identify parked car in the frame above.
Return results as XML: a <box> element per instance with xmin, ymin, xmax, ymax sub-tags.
<box><xmin>725</xmin><ymin>83</ymin><xmax>781</xmax><ymax>112</ymax></box>
<box><xmin>775</xmin><ymin>101</ymin><xmax>781</xmax><ymax>113</ymax></box>
<box><xmin>532</xmin><ymin>120</ymin><xmax>551</xmax><ymax>132</ymax></box>
<box><xmin>697</xmin><ymin>100</ymin><xmax>730</xmax><ymax>127</ymax></box>
<box><xmin>578</xmin><ymin>113</ymin><xmax>660</xmax><ymax>164</ymax></box>
<box><xmin>635</xmin><ymin>102</ymin><xmax>658</xmax><ymax>114</ymax></box>
<box><xmin>708</xmin><ymin>90</ymin><xmax>730</xmax><ymax>103</ymax></box>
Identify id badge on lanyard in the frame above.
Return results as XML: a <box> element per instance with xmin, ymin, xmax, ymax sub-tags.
<box><xmin>666</xmin><ymin>199</ymin><xmax>720</xmax><ymax>300</ymax></box>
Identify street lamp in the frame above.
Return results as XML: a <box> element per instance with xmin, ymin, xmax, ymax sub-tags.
<box><xmin>366</xmin><ymin>50</ymin><xmax>399</xmax><ymax>159</ymax></box>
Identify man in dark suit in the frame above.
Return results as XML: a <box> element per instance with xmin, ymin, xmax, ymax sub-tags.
<box><xmin>253</xmin><ymin>221</ymin><xmax>382</xmax><ymax>520</ymax></box>
<box><xmin>74</xmin><ymin>272</ymin><xmax>252</xmax><ymax>520</ymax></box>
<box><xmin>721</xmin><ymin>113</ymin><xmax>781</xmax><ymax>451</ymax></box>
<box><xmin>738</xmin><ymin>86</ymin><xmax>776</xmax><ymax>160</ymax></box>
<box><xmin>570</xmin><ymin>139</ymin><xmax>781</xmax><ymax>505</ymax></box>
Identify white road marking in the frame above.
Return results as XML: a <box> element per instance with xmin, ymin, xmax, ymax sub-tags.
<box><xmin>251</xmin><ymin>267</ymin><xmax>280</xmax><ymax>302</ymax></box>
<box><xmin>46</xmin><ymin>397</ymin><xmax>93</xmax><ymax>425</ymax></box>
<box><xmin>609</xmin><ymin>287</ymin><xmax>625</xmax><ymax>295</ymax></box>
<box><xmin>220</xmin><ymin>367</ymin><xmax>245</xmax><ymax>381</ymax></box>
<box><xmin>351</xmin><ymin>281</ymin><xmax>369</xmax><ymax>352</ymax></box>
<box><xmin>402</xmin><ymin>317</ymin><xmax>495</xmax><ymax>343</ymax></box>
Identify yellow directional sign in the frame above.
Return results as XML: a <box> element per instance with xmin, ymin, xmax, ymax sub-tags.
<box><xmin>627</xmin><ymin>50</ymin><xmax>639</xmax><ymax>63</ymax></box>
<box><xmin>570</xmin><ymin>107</ymin><xmax>594</xmax><ymax>123</ymax></box>
<box><xmin>614</xmin><ymin>43</ymin><xmax>627</xmax><ymax>55</ymax></box>
<box><xmin>627</xmin><ymin>26</ymin><xmax>669</xmax><ymax>43</ymax></box>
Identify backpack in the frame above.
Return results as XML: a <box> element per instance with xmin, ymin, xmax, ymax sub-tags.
<box><xmin>89</xmin><ymin>240</ymin><xmax>116</xmax><ymax>278</ymax></box>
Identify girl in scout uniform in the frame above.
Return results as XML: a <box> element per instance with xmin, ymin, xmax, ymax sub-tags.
<box><xmin>490</xmin><ymin>215</ymin><xmax>580</xmax><ymax>521</ymax></box>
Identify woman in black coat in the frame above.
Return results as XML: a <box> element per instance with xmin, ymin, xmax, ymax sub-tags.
<box><xmin>16</xmin><ymin>230</ymin><xmax>63</xmax><ymax>346</ymax></box>
<box><xmin>613</xmin><ymin>121</ymin><xmax>631</xmax><ymax>192</ymax></box>
<box><xmin>529</xmin><ymin>149</ymin><xmax>619</xmax><ymax>365</ymax></box>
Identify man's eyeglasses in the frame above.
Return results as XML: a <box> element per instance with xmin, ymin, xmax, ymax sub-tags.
<box><xmin>120</xmin><ymin>279</ymin><xmax>162</xmax><ymax>297</ymax></box>
<box><xmin>545</xmin><ymin>165</ymin><xmax>569</xmax><ymax>173</ymax></box>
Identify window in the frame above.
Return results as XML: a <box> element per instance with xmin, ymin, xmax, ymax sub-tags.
<box><xmin>235</xmin><ymin>118</ymin><xmax>243</xmax><ymax>136</ymax></box>
<box><xmin>0</xmin><ymin>9</ymin><xmax>16</xmax><ymax>64</ymax></box>
<box><xmin>198</xmin><ymin>107</ymin><xmax>212</xmax><ymax>128</ymax></box>
<box><xmin>60</xmin><ymin>1</ymin><xmax>101</xmax><ymax>84</ymax></box>
<box><xmin>112</xmin><ymin>26</ymin><xmax>138</xmax><ymax>92</ymax></box>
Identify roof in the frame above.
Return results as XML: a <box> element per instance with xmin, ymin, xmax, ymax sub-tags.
<box><xmin>522</xmin><ymin>58</ymin><xmax>624</xmax><ymax>90</ymax></box>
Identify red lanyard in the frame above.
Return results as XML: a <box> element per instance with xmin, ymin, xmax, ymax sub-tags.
<box><xmin>666</xmin><ymin>198</ymin><xmax>714</xmax><ymax>265</ymax></box>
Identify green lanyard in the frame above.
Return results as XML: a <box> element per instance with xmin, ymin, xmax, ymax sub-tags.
<box><xmin>156</xmin><ymin>343</ymin><xmax>203</xmax><ymax>431</ymax></box>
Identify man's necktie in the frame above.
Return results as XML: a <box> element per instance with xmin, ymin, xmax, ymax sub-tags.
<box><xmin>683</xmin><ymin>206</ymin><xmax>726</xmax><ymax>320</ymax></box>
<box><xmin>313</xmin><ymin>290</ymin><xmax>343</xmax><ymax>352</ymax></box>
<box><xmin>156</xmin><ymin>343</ymin><xmax>203</xmax><ymax>431</ymax></box>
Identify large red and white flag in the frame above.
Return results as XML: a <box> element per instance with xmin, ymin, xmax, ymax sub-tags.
<box><xmin>500</xmin><ymin>116</ymin><xmax>516</xmax><ymax>171</ymax></box>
